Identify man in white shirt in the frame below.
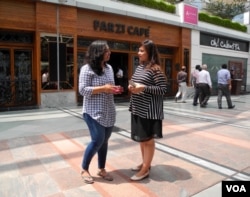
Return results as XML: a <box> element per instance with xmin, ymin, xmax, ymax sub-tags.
<box><xmin>116</xmin><ymin>67</ymin><xmax>123</xmax><ymax>79</ymax></box>
<box><xmin>198</xmin><ymin>64</ymin><xmax>212</xmax><ymax>108</ymax></box>
<box><xmin>42</xmin><ymin>69</ymin><xmax>49</xmax><ymax>88</ymax></box>
<box><xmin>116</xmin><ymin>67</ymin><xmax>123</xmax><ymax>87</ymax></box>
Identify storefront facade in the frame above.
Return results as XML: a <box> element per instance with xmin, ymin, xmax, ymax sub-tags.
<box><xmin>0</xmin><ymin>0</ymin><xmax>191</xmax><ymax>110</ymax></box>
<box><xmin>191</xmin><ymin>29</ymin><xmax>250</xmax><ymax>95</ymax></box>
<box><xmin>0</xmin><ymin>0</ymin><xmax>249</xmax><ymax>110</ymax></box>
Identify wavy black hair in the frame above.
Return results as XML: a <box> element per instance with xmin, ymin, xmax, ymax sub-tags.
<box><xmin>85</xmin><ymin>40</ymin><xmax>108</xmax><ymax>76</ymax></box>
<box><xmin>140</xmin><ymin>39</ymin><xmax>160</xmax><ymax>68</ymax></box>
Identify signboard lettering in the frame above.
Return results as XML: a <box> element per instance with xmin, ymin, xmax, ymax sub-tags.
<box><xmin>93</xmin><ymin>20</ymin><xmax>150</xmax><ymax>37</ymax></box>
<box><xmin>200</xmin><ymin>33</ymin><xmax>249</xmax><ymax>52</ymax></box>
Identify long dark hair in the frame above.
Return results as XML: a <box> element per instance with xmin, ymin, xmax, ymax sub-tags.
<box><xmin>141</xmin><ymin>39</ymin><xmax>167</xmax><ymax>82</ymax></box>
<box><xmin>85</xmin><ymin>40</ymin><xmax>108</xmax><ymax>75</ymax></box>
<box><xmin>140</xmin><ymin>39</ymin><xmax>160</xmax><ymax>69</ymax></box>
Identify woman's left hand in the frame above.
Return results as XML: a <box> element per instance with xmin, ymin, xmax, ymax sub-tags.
<box><xmin>129</xmin><ymin>83</ymin><xmax>145</xmax><ymax>94</ymax></box>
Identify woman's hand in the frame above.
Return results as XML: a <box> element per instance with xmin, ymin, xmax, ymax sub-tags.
<box><xmin>103</xmin><ymin>84</ymin><xmax>123</xmax><ymax>94</ymax></box>
<box><xmin>128</xmin><ymin>83</ymin><xmax>145</xmax><ymax>94</ymax></box>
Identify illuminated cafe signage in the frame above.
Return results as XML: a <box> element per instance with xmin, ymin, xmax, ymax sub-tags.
<box><xmin>200</xmin><ymin>33</ymin><xmax>249</xmax><ymax>52</ymax></box>
<box><xmin>93</xmin><ymin>20</ymin><xmax>150</xmax><ymax>37</ymax></box>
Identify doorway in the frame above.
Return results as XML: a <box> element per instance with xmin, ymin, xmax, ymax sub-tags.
<box><xmin>0</xmin><ymin>47</ymin><xmax>36</xmax><ymax>108</ymax></box>
<box><xmin>108</xmin><ymin>52</ymin><xmax>129</xmax><ymax>97</ymax></box>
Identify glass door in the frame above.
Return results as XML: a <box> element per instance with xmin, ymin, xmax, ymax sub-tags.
<box><xmin>77</xmin><ymin>51</ymin><xmax>85</xmax><ymax>105</ymax></box>
<box><xmin>0</xmin><ymin>49</ymin><xmax>11</xmax><ymax>104</ymax></box>
<box><xmin>0</xmin><ymin>48</ymin><xmax>33</xmax><ymax>106</ymax></box>
<box><xmin>14</xmin><ymin>49</ymin><xmax>33</xmax><ymax>103</ymax></box>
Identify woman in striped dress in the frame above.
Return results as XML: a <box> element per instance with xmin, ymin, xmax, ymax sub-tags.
<box><xmin>128</xmin><ymin>39</ymin><xmax>168</xmax><ymax>181</ymax></box>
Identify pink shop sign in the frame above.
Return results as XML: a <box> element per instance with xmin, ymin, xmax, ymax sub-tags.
<box><xmin>184</xmin><ymin>4</ymin><xmax>198</xmax><ymax>25</ymax></box>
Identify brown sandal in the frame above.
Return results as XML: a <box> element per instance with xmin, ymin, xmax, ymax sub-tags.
<box><xmin>81</xmin><ymin>170</ymin><xmax>94</xmax><ymax>184</ymax></box>
<box><xmin>97</xmin><ymin>169</ymin><xmax>113</xmax><ymax>181</ymax></box>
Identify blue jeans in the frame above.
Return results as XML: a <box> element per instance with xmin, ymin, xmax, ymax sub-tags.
<box><xmin>82</xmin><ymin>113</ymin><xmax>113</xmax><ymax>170</ymax></box>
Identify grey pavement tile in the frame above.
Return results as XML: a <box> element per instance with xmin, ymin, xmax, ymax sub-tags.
<box><xmin>22</xmin><ymin>172</ymin><xmax>61</xmax><ymax>197</ymax></box>
<box><xmin>0</xmin><ymin>161</ymin><xmax>19</xmax><ymax>178</ymax></box>
<box><xmin>8</xmin><ymin>138</ymin><xmax>36</xmax><ymax>161</ymax></box>
<box><xmin>0</xmin><ymin>176</ymin><xmax>27</xmax><ymax>197</ymax></box>
<box><xmin>49</xmin><ymin>168</ymin><xmax>83</xmax><ymax>191</ymax></box>
<box><xmin>63</xmin><ymin>185</ymin><xmax>102</xmax><ymax>197</ymax></box>
<box><xmin>40</xmin><ymin>154</ymin><xmax>70</xmax><ymax>172</ymax></box>
<box><xmin>17</xmin><ymin>158</ymin><xmax>45</xmax><ymax>176</ymax></box>
<box><xmin>0</xmin><ymin>95</ymin><xmax>249</xmax><ymax>197</ymax></box>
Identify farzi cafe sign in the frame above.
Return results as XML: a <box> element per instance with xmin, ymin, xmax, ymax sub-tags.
<box><xmin>93</xmin><ymin>20</ymin><xmax>150</xmax><ymax>37</ymax></box>
<box><xmin>200</xmin><ymin>33</ymin><xmax>249</xmax><ymax>52</ymax></box>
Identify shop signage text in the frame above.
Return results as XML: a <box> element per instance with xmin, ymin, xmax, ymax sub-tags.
<box><xmin>200</xmin><ymin>33</ymin><xmax>249</xmax><ymax>52</ymax></box>
<box><xmin>210</xmin><ymin>38</ymin><xmax>240</xmax><ymax>51</ymax></box>
<box><xmin>93</xmin><ymin>20</ymin><xmax>150</xmax><ymax>37</ymax></box>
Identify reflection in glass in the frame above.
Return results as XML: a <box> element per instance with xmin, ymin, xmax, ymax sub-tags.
<box><xmin>158</xmin><ymin>46</ymin><xmax>174</xmax><ymax>55</ymax></box>
<box><xmin>14</xmin><ymin>50</ymin><xmax>33</xmax><ymax>102</ymax></box>
<box><xmin>77</xmin><ymin>52</ymin><xmax>85</xmax><ymax>73</ymax></box>
<box><xmin>77</xmin><ymin>52</ymin><xmax>85</xmax><ymax>104</ymax></box>
<box><xmin>40</xmin><ymin>34</ymin><xmax>74</xmax><ymax>90</ymax></box>
<box><xmin>108</xmin><ymin>41</ymin><xmax>129</xmax><ymax>50</ymax></box>
<box><xmin>0</xmin><ymin>31</ymin><xmax>33</xmax><ymax>43</ymax></box>
<box><xmin>0</xmin><ymin>49</ymin><xmax>11</xmax><ymax>103</ymax></box>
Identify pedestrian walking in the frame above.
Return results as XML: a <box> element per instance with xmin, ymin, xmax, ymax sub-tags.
<box><xmin>175</xmin><ymin>65</ymin><xmax>187</xmax><ymax>103</ymax></box>
<box><xmin>198</xmin><ymin>64</ymin><xmax>212</xmax><ymax>107</ymax></box>
<box><xmin>217</xmin><ymin>63</ymin><xmax>235</xmax><ymax>109</ymax></box>
<box><xmin>191</xmin><ymin>64</ymin><xmax>201</xmax><ymax>106</ymax></box>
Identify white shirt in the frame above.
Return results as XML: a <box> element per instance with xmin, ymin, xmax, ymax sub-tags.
<box><xmin>42</xmin><ymin>72</ymin><xmax>48</xmax><ymax>83</ymax></box>
<box><xmin>116</xmin><ymin>69</ymin><xmax>123</xmax><ymax>78</ymax></box>
<box><xmin>198</xmin><ymin>70</ymin><xmax>212</xmax><ymax>88</ymax></box>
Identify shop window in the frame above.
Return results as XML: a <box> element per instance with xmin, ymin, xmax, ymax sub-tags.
<box><xmin>41</xmin><ymin>34</ymin><xmax>74</xmax><ymax>90</ymax></box>
<box><xmin>228</xmin><ymin>61</ymin><xmax>243</xmax><ymax>79</ymax></box>
<box><xmin>131</xmin><ymin>42</ymin><xmax>174</xmax><ymax>55</ymax></box>
<box><xmin>14</xmin><ymin>50</ymin><xmax>33</xmax><ymax>102</ymax></box>
<box><xmin>108</xmin><ymin>41</ymin><xmax>130</xmax><ymax>51</ymax></box>
<box><xmin>0</xmin><ymin>49</ymin><xmax>11</xmax><ymax>104</ymax></box>
<box><xmin>132</xmin><ymin>56</ymin><xmax>139</xmax><ymax>73</ymax></box>
<box><xmin>77</xmin><ymin>52</ymin><xmax>85</xmax><ymax>105</ymax></box>
<box><xmin>165</xmin><ymin>59</ymin><xmax>172</xmax><ymax>79</ymax></box>
<box><xmin>78</xmin><ymin>37</ymin><xmax>130</xmax><ymax>51</ymax></box>
<box><xmin>77</xmin><ymin>38</ymin><xmax>94</xmax><ymax>48</ymax></box>
<box><xmin>158</xmin><ymin>46</ymin><xmax>174</xmax><ymax>55</ymax></box>
<box><xmin>184</xmin><ymin>48</ymin><xmax>189</xmax><ymax>68</ymax></box>
<box><xmin>131</xmin><ymin>43</ymin><xmax>140</xmax><ymax>52</ymax></box>
<box><xmin>0</xmin><ymin>49</ymin><xmax>35</xmax><ymax>105</ymax></box>
<box><xmin>0</xmin><ymin>31</ymin><xmax>33</xmax><ymax>44</ymax></box>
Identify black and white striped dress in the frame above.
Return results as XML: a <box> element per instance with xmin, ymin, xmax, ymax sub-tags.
<box><xmin>129</xmin><ymin>65</ymin><xmax>168</xmax><ymax>142</ymax></box>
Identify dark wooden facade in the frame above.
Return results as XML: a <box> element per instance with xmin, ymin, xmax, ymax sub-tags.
<box><xmin>0</xmin><ymin>0</ymin><xmax>191</xmax><ymax>109</ymax></box>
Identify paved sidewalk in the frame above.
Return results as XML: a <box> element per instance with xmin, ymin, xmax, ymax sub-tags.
<box><xmin>0</xmin><ymin>95</ymin><xmax>250</xmax><ymax>197</ymax></box>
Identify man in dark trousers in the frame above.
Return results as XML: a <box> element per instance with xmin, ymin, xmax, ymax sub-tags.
<box><xmin>191</xmin><ymin>64</ymin><xmax>201</xmax><ymax>106</ymax></box>
<box><xmin>217</xmin><ymin>64</ymin><xmax>235</xmax><ymax>109</ymax></box>
<box><xmin>198</xmin><ymin>64</ymin><xmax>212</xmax><ymax>108</ymax></box>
